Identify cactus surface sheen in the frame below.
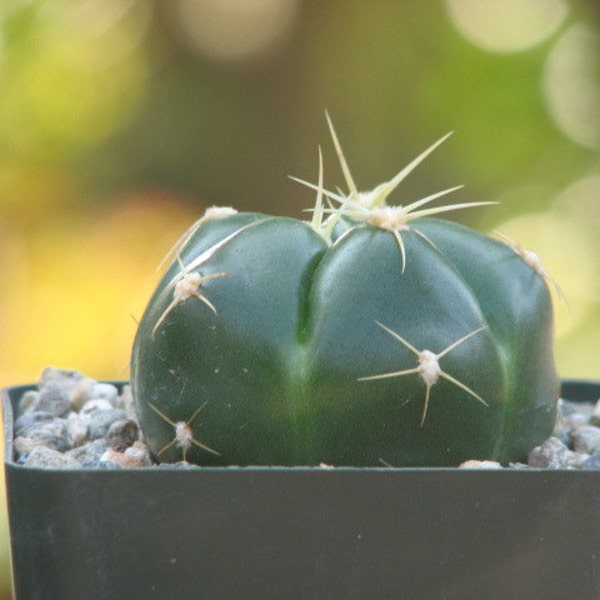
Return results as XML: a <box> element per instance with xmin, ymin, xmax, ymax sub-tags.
<box><xmin>131</xmin><ymin>127</ymin><xmax>559</xmax><ymax>467</ymax></box>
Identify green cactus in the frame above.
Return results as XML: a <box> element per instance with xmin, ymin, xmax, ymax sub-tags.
<box><xmin>130</xmin><ymin>118</ymin><xmax>559</xmax><ymax>467</ymax></box>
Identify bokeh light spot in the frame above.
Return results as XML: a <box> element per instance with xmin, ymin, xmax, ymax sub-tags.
<box><xmin>543</xmin><ymin>23</ymin><xmax>600</xmax><ymax>150</ymax></box>
<box><xmin>557</xmin><ymin>175</ymin><xmax>600</xmax><ymax>225</ymax></box>
<box><xmin>0</xmin><ymin>192</ymin><xmax>201</xmax><ymax>384</ymax></box>
<box><xmin>493</xmin><ymin>176</ymin><xmax>600</xmax><ymax>378</ymax></box>
<box><xmin>172</xmin><ymin>0</ymin><xmax>299</xmax><ymax>64</ymax></box>
<box><xmin>0</xmin><ymin>0</ymin><xmax>150</xmax><ymax>157</ymax></box>
<box><xmin>445</xmin><ymin>0</ymin><xmax>568</xmax><ymax>53</ymax></box>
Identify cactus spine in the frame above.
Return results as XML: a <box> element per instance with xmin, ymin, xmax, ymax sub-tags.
<box><xmin>131</xmin><ymin>119</ymin><xmax>559</xmax><ymax>467</ymax></box>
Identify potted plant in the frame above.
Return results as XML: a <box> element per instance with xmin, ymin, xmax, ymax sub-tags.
<box><xmin>4</xmin><ymin>118</ymin><xmax>600</xmax><ymax>600</ymax></box>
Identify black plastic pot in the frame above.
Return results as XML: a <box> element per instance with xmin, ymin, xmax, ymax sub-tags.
<box><xmin>3</xmin><ymin>380</ymin><xmax>600</xmax><ymax>600</ymax></box>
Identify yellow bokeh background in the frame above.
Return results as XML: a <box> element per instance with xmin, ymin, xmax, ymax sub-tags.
<box><xmin>1</xmin><ymin>1</ymin><xmax>599</xmax><ymax>596</ymax></box>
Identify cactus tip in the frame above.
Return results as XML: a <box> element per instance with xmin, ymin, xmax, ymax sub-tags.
<box><xmin>292</xmin><ymin>116</ymin><xmax>495</xmax><ymax>268</ymax></box>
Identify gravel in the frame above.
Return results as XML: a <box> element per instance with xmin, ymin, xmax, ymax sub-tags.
<box><xmin>8</xmin><ymin>366</ymin><xmax>600</xmax><ymax>470</ymax></box>
<box><xmin>11</xmin><ymin>367</ymin><xmax>156</xmax><ymax>469</ymax></box>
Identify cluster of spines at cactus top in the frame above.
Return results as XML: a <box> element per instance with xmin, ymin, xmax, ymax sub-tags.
<box><xmin>293</xmin><ymin>116</ymin><xmax>499</xmax><ymax>269</ymax></box>
<box><xmin>131</xmin><ymin>115</ymin><xmax>559</xmax><ymax>468</ymax></box>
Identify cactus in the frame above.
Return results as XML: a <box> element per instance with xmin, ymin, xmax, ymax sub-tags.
<box><xmin>130</xmin><ymin>118</ymin><xmax>559</xmax><ymax>467</ymax></box>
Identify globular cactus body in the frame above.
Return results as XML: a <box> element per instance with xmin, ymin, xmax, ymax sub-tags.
<box><xmin>131</xmin><ymin>125</ymin><xmax>559</xmax><ymax>467</ymax></box>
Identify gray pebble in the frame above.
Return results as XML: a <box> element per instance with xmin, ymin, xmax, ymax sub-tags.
<box><xmin>106</xmin><ymin>419</ymin><xmax>139</xmax><ymax>451</ymax></box>
<box><xmin>65</xmin><ymin>439</ymin><xmax>108</xmax><ymax>463</ymax></box>
<box><xmin>116</xmin><ymin>385</ymin><xmax>136</xmax><ymax>419</ymax></box>
<box><xmin>19</xmin><ymin>385</ymin><xmax>71</xmax><ymax>417</ymax></box>
<box><xmin>18</xmin><ymin>390</ymin><xmax>41</xmax><ymax>413</ymax></box>
<box><xmin>13</xmin><ymin>412</ymin><xmax>72</xmax><ymax>453</ymax></box>
<box><xmin>14</xmin><ymin>411</ymin><xmax>55</xmax><ymax>434</ymax></box>
<box><xmin>572</xmin><ymin>425</ymin><xmax>600</xmax><ymax>454</ymax></box>
<box><xmin>581</xmin><ymin>452</ymin><xmax>600</xmax><ymax>469</ymax></box>
<box><xmin>528</xmin><ymin>437</ymin><xmax>571</xmax><ymax>469</ymax></box>
<box><xmin>79</xmin><ymin>399</ymin><xmax>114</xmax><ymax>418</ymax></box>
<box><xmin>565</xmin><ymin>450</ymin><xmax>589</xmax><ymax>469</ymax></box>
<box><xmin>21</xmin><ymin>445</ymin><xmax>81</xmax><ymax>469</ymax></box>
<box><xmin>86</xmin><ymin>409</ymin><xmax>129</xmax><ymax>440</ymax></box>
<box><xmin>37</xmin><ymin>385</ymin><xmax>73</xmax><ymax>417</ymax></box>
<box><xmin>558</xmin><ymin>398</ymin><xmax>594</xmax><ymax>418</ymax></box>
<box><xmin>590</xmin><ymin>399</ymin><xmax>600</xmax><ymax>427</ymax></box>
<box><xmin>38</xmin><ymin>366</ymin><xmax>84</xmax><ymax>389</ymax></box>
<box><xmin>36</xmin><ymin>367</ymin><xmax>85</xmax><ymax>416</ymax></box>
<box><xmin>560</xmin><ymin>412</ymin><xmax>590</xmax><ymax>433</ymax></box>
<box><xmin>551</xmin><ymin>413</ymin><xmax>572</xmax><ymax>446</ymax></box>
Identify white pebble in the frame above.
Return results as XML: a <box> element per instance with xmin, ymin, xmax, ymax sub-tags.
<box><xmin>459</xmin><ymin>460</ymin><xmax>503</xmax><ymax>469</ymax></box>
<box><xmin>14</xmin><ymin>436</ymin><xmax>38</xmax><ymax>457</ymax></box>
<box><xmin>66</xmin><ymin>412</ymin><xmax>89</xmax><ymax>446</ymax></box>
<box><xmin>79</xmin><ymin>399</ymin><xmax>115</xmax><ymax>419</ymax></box>
<box><xmin>89</xmin><ymin>382</ymin><xmax>119</xmax><ymax>404</ymax></box>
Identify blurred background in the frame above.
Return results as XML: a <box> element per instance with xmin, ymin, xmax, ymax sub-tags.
<box><xmin>0</xmin><ymin>0</ymin><xmax>599</xmax><ymax>595</ymax></box>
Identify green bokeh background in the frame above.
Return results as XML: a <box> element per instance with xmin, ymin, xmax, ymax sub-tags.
<box><xmin>1</xmin><ymin>1</ymin><xmax>599</xmax><ymax>596</ymax></box>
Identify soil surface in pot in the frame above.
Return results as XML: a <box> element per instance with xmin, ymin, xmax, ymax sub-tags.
<box><xmin>9</xmin><ymin>366</ymin><xmax>600</xmax><ymax>470</ymax></box>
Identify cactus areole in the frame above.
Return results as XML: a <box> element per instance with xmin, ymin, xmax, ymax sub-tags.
<box><xmin>131</xmin><ymin>120</ymin><xmax>559</xmax><ymax>467</ymax></box>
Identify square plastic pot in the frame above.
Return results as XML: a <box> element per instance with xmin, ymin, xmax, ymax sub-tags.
<box><xmin>3</xmin><ymin>380</ymin><xmax>600</xmax><ymax>600</ymax></box>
